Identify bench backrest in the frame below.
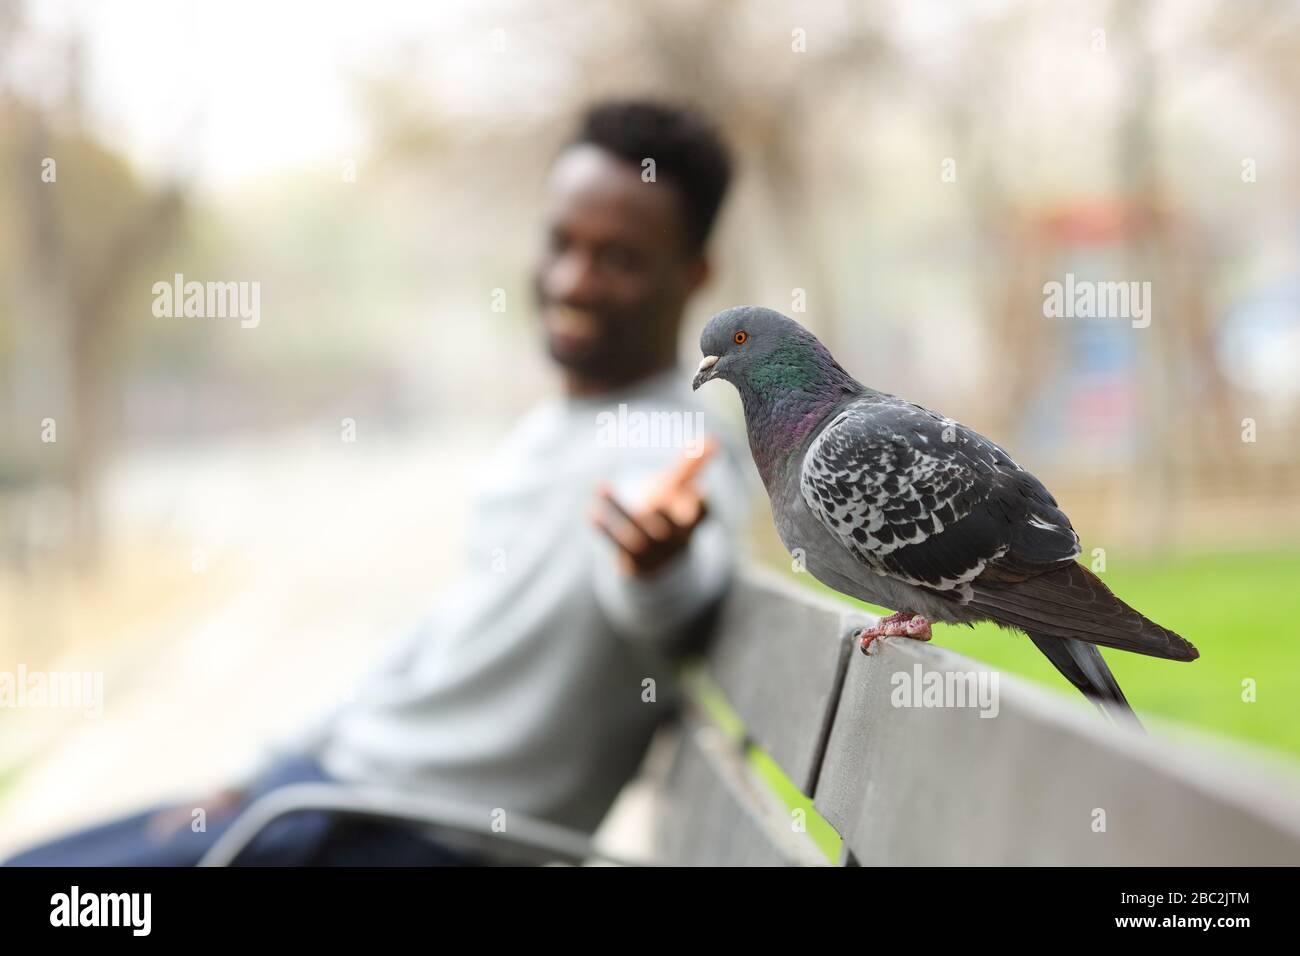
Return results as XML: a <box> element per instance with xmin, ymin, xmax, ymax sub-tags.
<box><xmin>655</xmin><ymin>568</ymin><xmax>1300</xmax><ymax>866</ymax></box>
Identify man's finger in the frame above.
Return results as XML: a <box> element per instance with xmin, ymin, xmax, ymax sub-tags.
<box><xmin>667</xmin><ymin>435</ymin><xmax>718</xmax><ymax>489</ymax></box>
<box><xmin>651</xmin><ymin>506</ymin><xmax>685</xmax><ymax>539</ymax></box>
<box><xmin>637</xmin><ymin>508</ymin><xmax>675</xmax><ymax>542</ymax></box>
<box><xmin>589</xmin><ymin>506</ymin><xmax>650</xmax><ymax>556</ymax></box>
<box><xmin>597</xmin><ymin>487</ymin><xmax>650</xmax><ymax>536</ymax></box>
<box><xmin>669</xmin><ymin>493</ymin><xmax>706</xmax><ymax>528</ymax></box>
<box><xmin>595</xmin><ymin>489</ymin><xmax>677</xmax><ymax>549</ymax></box>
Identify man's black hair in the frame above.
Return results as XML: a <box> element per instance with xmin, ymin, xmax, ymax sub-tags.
<box><xmin>570</xmin><ymin>99</ymin><xmax>733</xmax><ymax>253</ymax></box>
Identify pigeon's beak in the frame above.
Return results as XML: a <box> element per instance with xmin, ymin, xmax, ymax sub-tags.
<box><xmin>692</xmin><ymin>355</ymin><xmax>719</xmax><ymax>391</ymax></box>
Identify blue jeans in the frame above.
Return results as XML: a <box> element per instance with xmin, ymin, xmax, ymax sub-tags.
<box><xmin>1</xmin><ymin>754</ymin><xmax>481</xmax><ymax>866</ymax></box>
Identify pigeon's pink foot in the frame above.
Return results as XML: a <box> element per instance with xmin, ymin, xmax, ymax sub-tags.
<box><xmin>857</xmin><ymin>611</ymin><xmax>933</xmax><ymax>655</ymax></box>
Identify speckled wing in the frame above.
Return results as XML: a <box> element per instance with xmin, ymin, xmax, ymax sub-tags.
<box><xmin>799</xmin><ymin>398</ymin><xmax>1080</xmax><ymax>597</ymax></box>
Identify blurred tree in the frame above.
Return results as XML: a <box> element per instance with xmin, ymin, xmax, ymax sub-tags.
<box><xmin>1</xmin><ymin>8</ymin><xmax>186</xmax><ymax>567</ymax></box>
<box><xmin>357</xmin><ymin>0</ymin><xmax>896</xmax><ymax>347</ymax></box>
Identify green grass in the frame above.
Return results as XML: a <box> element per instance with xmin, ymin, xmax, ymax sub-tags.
<box><xmin>798</xmin><ymin>547</ymin><xmax>1300</xmax><ymax>762</ymax></box>
<box><xmin>749</xmin><ymin>747</ymin><xmax>841</xmax><ymax>861</ymax></box>
<box><xmin>685</xmin><ymin>666</ymin><xmax>842</xmax><ymax>862</ymax></box>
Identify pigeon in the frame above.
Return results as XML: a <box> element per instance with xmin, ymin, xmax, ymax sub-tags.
<box><xmin>692</xmin><ymin>305</ymin><xmax>1198</xmax><ymax>728</ymax></box>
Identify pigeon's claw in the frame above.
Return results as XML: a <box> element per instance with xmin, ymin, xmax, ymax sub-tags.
<box><xmin>856</xmin><ymin>612</ymin><xmax>933</xmax><ymax>655</ymax></box>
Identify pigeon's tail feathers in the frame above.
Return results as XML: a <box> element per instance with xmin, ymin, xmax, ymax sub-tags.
<box><xmin>972</xmin><ymin>562</ymin><xmax>1199</xmax><ymax>662</ymax></box>
<box><xmin>1027</xmin><ymin>632</ymin><xmax>1145</xmax><ymax>733</ymax></box>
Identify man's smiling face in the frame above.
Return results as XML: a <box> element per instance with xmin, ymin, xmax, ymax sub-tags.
<box><xmin>534</xmin><ymin>143</ymin><xmax>705</xmax><ymax>394</ymax></box>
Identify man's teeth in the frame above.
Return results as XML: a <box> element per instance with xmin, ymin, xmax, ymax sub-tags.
<box><xmin>550</xmin><ymin>307</ymin><xmax>598</xmax><ymax>334</ymax></box>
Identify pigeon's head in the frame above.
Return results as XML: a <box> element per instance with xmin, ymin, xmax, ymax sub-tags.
<box><xmin>692</xmin><ymin>305</ymin><xmax>820</xmax><ymax>391</ymax></box>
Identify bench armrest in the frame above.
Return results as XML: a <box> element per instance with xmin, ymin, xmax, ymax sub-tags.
<box><xmin>197</xmin><ymin>782</ymin><xmax>651</xmax><ymax>867</ymax></box>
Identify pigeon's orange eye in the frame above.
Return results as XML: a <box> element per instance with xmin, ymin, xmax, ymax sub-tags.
<box><xmin>734</xmin><ymin>330</ymin><xmax>748</xmax><ymax>345</ymax></box>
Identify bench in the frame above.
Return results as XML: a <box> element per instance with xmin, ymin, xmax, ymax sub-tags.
<box><xmin>655</xmin><ymin>567</ymin><xmax>1300</xmax><ymax>865</ymax></box>
<box><xmin>202</xmin><ymin>567</ymin><xmax>1300</xmax><ymax>866</ymax></box>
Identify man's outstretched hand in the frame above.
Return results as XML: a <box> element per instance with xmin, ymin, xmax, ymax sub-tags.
<box><xmin>589</xmin><ymin>436</ymin><xmax>718</xmax><ymax>578</ymax></box>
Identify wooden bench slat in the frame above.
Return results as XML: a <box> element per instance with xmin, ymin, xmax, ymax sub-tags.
<box><xmin>657</xmin><ymin>715</ymin><xmax>830</xmax><ymax>867</ymax></box>
<box><xmin>815</xmin><ymin>639</ymin><xmax>1300</xmax><ymax>865</ymax></box>
<box><xmin>701</xmin><ymin>568</ymin><xmax>871</xmax><ymax>795</ymax></box>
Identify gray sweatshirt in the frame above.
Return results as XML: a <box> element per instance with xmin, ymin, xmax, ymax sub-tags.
<box><xmin>243</xmin><ymin>367</ymin><xmax>750</xmax><ymax>846</ymax></box>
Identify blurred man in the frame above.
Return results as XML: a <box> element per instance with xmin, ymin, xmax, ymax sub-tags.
<box><xmin>4</xmin><ymin>100</ymin><xmax>747</xmax><ymax>866</ymax></box>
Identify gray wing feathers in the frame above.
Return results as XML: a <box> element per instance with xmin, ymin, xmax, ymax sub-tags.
<box><xmin>800</xmin><ymin>399</ymin><xmax>1078</xmax><ymax>594</ymax></box>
